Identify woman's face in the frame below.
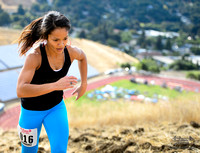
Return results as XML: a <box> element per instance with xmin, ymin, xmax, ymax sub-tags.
<box><xmin>47</xmin><ymin>28</ymin><xmax>69</xmax><ymax>54</ymax></box>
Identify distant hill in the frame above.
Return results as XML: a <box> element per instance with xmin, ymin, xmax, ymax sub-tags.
<box><xmin>0</xmin><ymin>0</ymin><xmax>199</xmax><ymax>51</ymax></box>
<box><xmin>0</xmin><ymin>0</ymin><xmax>35</xmax><ymax>12</ymax></box>
<box><xmin>0</xmin><ymin>27</ymin><xmax>138</xmax><ymax>73</ymax></box>
<box><xmin>1</xmin><ymin>0</ymin><xmax>199</xmax><ymax>29</ymax></box>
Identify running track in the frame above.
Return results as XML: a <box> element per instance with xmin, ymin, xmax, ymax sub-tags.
<box><xmin>0</xmin><ymin>74</ymin><xmax>200</xmax><ymax>130</ymax></box>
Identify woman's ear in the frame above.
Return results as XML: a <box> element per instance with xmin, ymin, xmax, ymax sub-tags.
<box><xmin>67</xmin><ymin>37</ymin><xmax>71</xmax><ymax>46</ymax></box>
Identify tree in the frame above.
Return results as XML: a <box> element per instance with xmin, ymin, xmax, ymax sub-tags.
<box><xmin>169</xmin><ymin>59</ymin><xmax>199</xmax><ymax>70</ymax></box>
<box><xmin>53</xmin><ymin>0</ymin><xmax>70</xmax><ymax>7</ymax></box>
<box><xmin>165</xmin><ymin>38</ymin><xmax>172</xmax><ymax>51</ymax></box>
<box><xmin>121</xmin><ymin>63</ymin><xmax>131</xmax><ymax>69</ymax></box>
<box><xmin>17</xmin><ymin>4</ymin><xmax>25</xmax><ymax>15</ymax></box>
<box><xmin>82</xmin><ymin>22</ymin><xmax>94</xmax><ymax>31</ymax></box>
<box><xmin>0</xmin><ymin>5</ymin><xmax>3</xmax><ymax>13</ymax></box>
<box><xmin>37</xmin><ymin>0</ymin><xmax>48</xmax><ymax>4</ymax></box>
<box><xmin>155</xmin><ymin>36</ymin><xmax>163</xmax><ymax>51</ymax></box>
<box><xmin>137</xmin><ymin>59</ymin><xmax>160</xmax><ymax>73</ymax></box>
<box><xmin>191</xmin><ymin>47</ymin><xmax>200</xmax><ymax>55</ymax></box>
<box><xmin>40</xmin><ymin>3</ymin><xmax>51</xmax><ymax>12</ymax></box>
<box><xmin>106</xmin><ymin>39</ymin><xmax>118</xmax><ymax>47</ymax></box>
<box><xmin>181</xmin><ymin>53</ymin><xmax>189</xmax><ymax>61</ymax></box>
<box><xmin>31</xmin><ymin>3</ymin><xmax>40</xmax><ymax>13</ymax></box>
<box><xmin>137</xmin><ymin>30</ymin><xmax>146</xmax><ymax>48</ymax></box>
<box><xmin>186</xmin><ymin>72</ymin><xmax>198</xmax><ymax>80</ymax></box>
<box><xmin>137</xmin><ymin>61</ymin><xmax>148</xmax><ymax>71</ymax></box>
<box><xmin>121</xmin><ymin>31</ymin><xmax>132</xmax><ymax>43</ymax></box>
<box><xmin>78</xmin><ymin>30</ymin><xmax>86</xmax><ymax>38</ymax></box>
<box><xmin>0</xmin><ymin>12</ymin><xmax>11</xmax><ymax>26</ymax></box>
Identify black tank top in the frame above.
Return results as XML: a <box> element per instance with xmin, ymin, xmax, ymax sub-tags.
<box><xmin>21</xmin><ymin>44</ymin><xmax>71</xmax><ymax>110</ymax></box>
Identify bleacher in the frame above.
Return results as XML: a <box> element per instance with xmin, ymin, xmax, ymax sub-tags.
<box><xmin>0</xmin><ymin>44</ymin><xmax>99</xmax><ymax>102</ymax></box>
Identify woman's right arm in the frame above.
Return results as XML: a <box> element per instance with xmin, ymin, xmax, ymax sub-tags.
<box><xmin>17</xmin><ymin>53</ymin><xmax>77</xmax><ymax>98</ymax></box>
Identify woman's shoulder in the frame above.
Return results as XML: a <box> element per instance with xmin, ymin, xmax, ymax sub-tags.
<box><xmin>66</xmin><ymin>45</ymin><xmax>83</xmax><ymax>61</ymax></box>
<box><xmin>66</xmin><ymin>45</ymin><xmax>82</xmax><ymax>53</ymax></box>
<box><xmin>24</xmin><ymin>46</ymin><xmax>42</xmax><ymax>69</ymax></box>
<box><xmin>26</xmin><ymin>46</ymin><xmax>41</xmax><ymax>59</ymax></box>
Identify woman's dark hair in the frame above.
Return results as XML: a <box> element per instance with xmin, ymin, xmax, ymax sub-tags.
<box><xmin>18</xmin><ymin>11</ymin><xmax>71</xmax><ymax>56</ymax></box>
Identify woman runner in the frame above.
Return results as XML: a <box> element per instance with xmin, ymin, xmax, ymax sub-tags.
<box><xmin>16</xmin><ymin>11</ymin><xmax>87</xmax><ymax>153</ymax></box>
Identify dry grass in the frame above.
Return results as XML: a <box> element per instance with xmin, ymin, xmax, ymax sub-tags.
<box><xmin>71</xmin><ymin>38</ymin><xmax>139</xmax><ymax>73</ymax></box>
<box><xmin>66</xmin><ymin>94</ymin><xmax>200</xmax><ymax>128</ymax></box>
<box><xmin>0</xmin><ymin>27</ymin><xmax>21</xmax><ymax>45</ymax></box>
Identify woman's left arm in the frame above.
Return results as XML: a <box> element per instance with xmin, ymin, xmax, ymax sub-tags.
<box><xmin>70</xmin><ymin>46</ymin><xmax>88</xmax><ymax>100</ymax></box>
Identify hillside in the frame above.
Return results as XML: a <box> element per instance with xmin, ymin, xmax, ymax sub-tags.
<box><xmin>0</xmin><ymin>27</ymin><xmax>138</xmax><ymax>73</ymax></box>
<box><xmin>0</xmin><ymin>27</ymin><xmax>21</xmax><ymax>45</ymax></box>
<box><xmin>72</xmin><ymin>38</ymin><xmax>138</xmax><ymax>72</ymax></box>
<box><xmin>0</xmin><ymin>0</ymin><xmax>35</xmax><ymax>12</ymax></box>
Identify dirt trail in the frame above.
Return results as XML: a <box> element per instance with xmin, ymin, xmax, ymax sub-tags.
<box><xmin>1</xmin><ymin>122</ymin><xmax>200</xmax><ymax>152</ymax></box>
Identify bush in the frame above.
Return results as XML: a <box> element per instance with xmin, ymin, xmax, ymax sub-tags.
<box><xmin>191</xmin><ymin>47</ymin><xmax>200</xmax><ymax>55</ymax></box>
<box><xmin>137</xmin><ymin>59</ymin><xmax>160</xmax><ymax>73</ymax></box>
<box><xmin>186</xmin><ymin>72</ymin><xmax>200</xmax><ymax>81</ymax></box>
<box><xmin>169</xmin><ymin>60</ymin><xmax>199</xmax><ymax>70</ymax></box>
<box><xmin>121</xmin><ymin>63</ymin><xmax>131</xmax><ymax>69</ymax></box>
<box><xmin>106</xmin><ymin>39</ymin><xmax>118</xmax><ymax>47</ymax></box>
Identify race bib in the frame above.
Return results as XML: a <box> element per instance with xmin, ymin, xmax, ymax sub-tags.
<box><xmin>18</xmin><ymin>125</ymin><xmax>37</xmax><ymax>147</ymax></box>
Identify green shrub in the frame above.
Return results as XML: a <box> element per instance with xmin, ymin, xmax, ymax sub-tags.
<box><xmin>186</xmin><ymin>72</ymin><xmax>200</xmax><ymax>81</ymax></box>
<box><xmin>121</xmin><ymin>63</ymin><xmax>131</xmax><ymax>69</ymax></box>
<box><xmin>169</xmin><ymin>60</ymin><xmax>199</xmax><ymax>70</ymax></box>
<box><xmin>136</xmin><ymin>59</ymin><xmax>160</xmax><ymax>73</ymax></box>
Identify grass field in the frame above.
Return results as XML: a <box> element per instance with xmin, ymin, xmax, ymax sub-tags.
<box><xmin>64</xmin><ymin>79</ymin><xmax>200</xmax><ymax>128</ymax></box>
<box><xmin>65</xmin><ymin>79</ymin><xmax>196</xmax><ymax>104</ymax></box>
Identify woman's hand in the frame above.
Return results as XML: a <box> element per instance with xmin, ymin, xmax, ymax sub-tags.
<box><xmin>72</xmin><ymin>83</ymin><xmax>87</xmax><ymax>100</ymax></box>
<box><xmin>54</xmin><ymin>76</ymin><xmax>78</xmax><ymax>90</ymax></box>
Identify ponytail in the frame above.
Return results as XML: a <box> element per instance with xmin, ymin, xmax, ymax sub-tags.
<box><xmin>18</xmin><ymin>17</ymin><xmax>43</xmax><ymax>56</ymax></box>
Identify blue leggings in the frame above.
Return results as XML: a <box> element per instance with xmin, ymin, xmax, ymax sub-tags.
<box><xmin>18</xmin><ymin>100</ymin><xmax>69</xmax><ymax>153</ymax></box>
